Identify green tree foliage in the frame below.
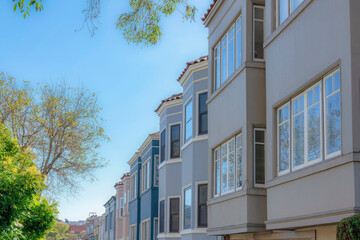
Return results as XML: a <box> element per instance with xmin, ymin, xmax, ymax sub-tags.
<box><xmin>116</xmin><ymin>0</ymin><xmax>197</xmax><ymax>46</ymax></box>
<box><xmin>46</xmin><ymin>222</ymin><xmax>80</xmax><ymax>240</ymax></box>
<box><xmin>0</xmin><ymin>123</ymin><xmax>57</xmax><ymax>239</ymax></box>
<box><xmin>10</xmin><ymin>0</ymin><xmax>197</xmax><ymax>46</ymax></box>
<box><xmin>0</xmin><ymin>73</ymin><xmax>108</xmax><ymax>196</ymax></box>
<box><xmin>12</xmin><ymin>0</ymin><xmax>43</xmax><ymax>18</ymax></box>
<box><xmin>337</xmin><ymin>214</ymin><xmax>360</xmax><ymax>240</ymax></box>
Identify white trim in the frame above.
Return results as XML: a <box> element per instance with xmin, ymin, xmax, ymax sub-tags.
<box><xmin>159</xmin><ymin>111</ymin><xmax>182</xmax><ymax>124</ymax></box>
<box><xmin>141</xmin><ymin>157</ymin><xmax>151</xmax><ymax>193</ymax></box>
<box><xmin>167</xmin><ymin>196</ymin><xmax>181</xmax><ymax>234</ymax></box>
<box><xmin>277</xmin><ymin>102</ymin><xmax>291</xmax><ymax>176</ymax></box>
<box><xmin>158</xmin><ymin>158</ymin><xmax>182</xmax><ymax>170</ymax></box>
<box><xmin>183</xmin><ymin>97</ymin><xmax>193</xmax><ymax>144</ymax></box>
<box><xmin>156</xmin><ymin>99</ymin><xmax>183</xmax><ymax>117</ymax></box>
<box><xmin>154</xmin><ymin>217</ymin><xmax>159</xmax><ymax>240</ymax></box>
<box><xmin>168</xmin><ymin>121</ymin><xmax>182</xmax><ymax>160</ymax></box>
<box><xmin>213</xmin><ymin>147</ymin><xmax>220</xmax><ymax>198</ymax></box>
<box><xmin>130</xmin><ymin>172</ymin><xmax>138</xmax><ymax>201</ymax></box>
<box><xmin>276</xmin><ymin>0</ymin><xmax>305</xmax><ymax>27</ymax></box>
<box><xmin>196</xmin><ymin>90</ymin><xmax>208</xmax><ymax>137</ymax></box>
<box><xmin>158</xmin><ymin>198</ymin><xmax>165</xmax><ymax>235</ymax></box>
<box><xmin>140</xmin><ymin>218</ymin><xmax>150</xmax><ymax>240</ymax></box>
<box><xmin>154</xmin><ymin>155</ymin><xmax>159</xmax><ymax>187</ymax></box>
<box><xmin>160</xmin><ymin>129</ymin><xmax>166</xmax><ymax>164</ymax></box>
<box><xmin>129</xmin><ymin>224</ymin><xmax>137</xmax><ymax>240</ymax></box>
<box><xmin>253</xmin><ymin>5</ymin><xmax>265</xmax><ymax>62</ymax></box>
<box><xmin>181</xmin><ymin>134</ymin><xmax>208</xmax><ymax>151</ymax></box>
<box><xmin>178</xmin><ymin>61</ymin><xmax>208</xmax><ymax>87</ymax></box>
<box><xmin>183</xmin><ymin>77</ymin><xmax>208</xmax><ymax>96</ymax></box>
<box><xmin>182</xmin><ymin>184</ymin><xmax>192</xmax><ymax>231</ymax></box>
<box><xmin>254</xmin><ymin>128</ymin><xmax>266</xmax><ymax>188</ymax></box>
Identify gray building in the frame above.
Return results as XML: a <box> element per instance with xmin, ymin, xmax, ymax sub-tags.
<box><xmin>104</xmin><ymin>196</ymin><xmax>117</xmax><ymax>240</ymax></box>
<box><xmin>203</xmin><ymin>0</ymin><xmax>359</xmax><ymax>239</ymax></box>
<box><xmin>156</xmin><ymin>57</ymin><xmax>216</xmax><ymax>240</ymax></box>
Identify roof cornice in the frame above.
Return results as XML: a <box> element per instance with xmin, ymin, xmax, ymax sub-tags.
<box><xmin>138</xmin><ymin>133</ymin><xmax>160</xmax><ymax>155</ymax></box>
<box><xmin>156</xmin><ymin>98</ymin><xmax>183</xmax><ymax>117</ymax></box>
<box><xmin>178</xmin><ymin>60</ymin><xmax>208</xmax><ymax>87</ymax></box>
<box><xmin>203</xmin><ymin>0</ymin><xmax>223</xmax><ymax>27</ymax></box>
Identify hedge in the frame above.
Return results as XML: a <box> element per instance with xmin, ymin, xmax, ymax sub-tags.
<box><xmin>337</xmin><ymin>214</ymin><xmax>360</xmax><ymax>240</ymax></box>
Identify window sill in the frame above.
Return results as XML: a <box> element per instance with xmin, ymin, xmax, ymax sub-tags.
<box><xmin>180</xmin><ymin>228</ymin><xmax>207</xmax><ymax>235</ymax></box>
<box><xmin>207</xmin><ymin>61</ymin><xmax>265</xmax><ymax>105</ymax></box>
<box><xmin>208</xmin><ymin>187</ymin><xmax>266</xmax><ymax>206</ymax></box>
<box><xmin>266</xmin><ymin>152</ymin><xmax>360</xmax><ymax>188</ymax></box>
<box><xmin>158</xmin><ymin>158</ymin><xmax>182</xmax><ymax>170</ymax></box>
<box><xmin>158</xmin><ymin>233</ymin><xmax>181</xmax><ymax>239</ymax></box>
<box><xmin>181</xmin><ymin>134</ymin><xmax>208</xmax><ymax>151</ymax></box>
<box><xmin>264</xmin><ymin>0</ymin><xmax>312</xmax><ymax>49</ymax></box>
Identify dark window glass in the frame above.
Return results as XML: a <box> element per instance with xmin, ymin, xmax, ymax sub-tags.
<box><xmin>254</xmin><ymin>129</ymin><xmax>265</xmax><ymax>185</ymax></box>
<box><xmin>160</xmin><ymin>130</ymin><xmax>166</xmax><ymax>163</ymax></box>
<box><xmin>159</xmin><ymin>200</ymin><xmax>165</xmax><ymax>233</ymax></box>
<box><xmin>184</xmin><ymin>187</ymin><xmax>191</xmax><ymax>229</ymax></box>
<box><xmin>199</xmin><ymin>93</ymin><xmax>208</xmax><ymax>135</ymax></box>
<box><xmin>171</xmin><ymin>124</ymin><xmax>180</xmax><ymax>158</ymax></box>
<box><xmin>253</xmin><ymin>6</ymin><xmax>264</xmax><ymax>60</ymax></box>
<box><xmin>169</xmin><ymin>198</ymin><xmax>179</xmax><ymax>233</ymax></box>
<box><xmin>198</xmin><ymin>184</ymin><xmax>208</xmax><ymax>227</ymax></box>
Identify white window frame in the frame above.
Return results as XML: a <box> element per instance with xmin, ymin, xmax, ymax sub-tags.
<box><xmin>235</xmin><ymin>133</ymin><xmax>243</xmax><ymax>191</ymax></box>
<box><xmin>182</xmin><ymin>185</ymin><xmax>192</xmax><ymax>230</ymax></box>
<box><xmin>168</xmin><ymin>196</ymin><xmax>180</xmax><ymax>233</ymax></box>
<box><xmin>130</xmin><ymin>224</ymin><xmax>137</xmax><ymax>240</ymax></box>
<box><xmin>154</xmin><ymin>218</ymin><xmax>159</xmax><ymax>240</ymax></box>
<box><xmin>277</xmin><ymin>68</ymin><xmax>341</xmax><ymax>176</ymax></box>
<box><xmin>120</xmin><ymin>198</ymin><xmax>124</xmax><ymax>217</ymax></box>
<box><xmin>184</xmin><ymin>98</ymin><xmax>193</xmax><ymax>143</ymax></box>
<box><xmin>154</xmin><ymin>155</ymin><xmax>160</xmax><ymax>187</ymax></box>
<box><xmin>235</xmin><ymin>15</ymin><xmax>242</xmax><ymax>69</ymax></box>
<box><xmin>196</xmin><ymin>181</ymin><xmax>208</xmax><ymax>228</ymax></box>
<box><xmin>214</xmin><ymin>147</ymin><xmax>220</xmax><ymax>198</ymax></box>
<box><xmin>221</xmin><ymin>138</ymin><xmax>236</xmax><ymax>195</ymax></box>
<box><xmin>169</xmin><ymin>122</ymin><xmax>182</xmax><ymax>159</ymax></box>
<box><xmin>213</xmin><ymin>14</ymin><xmax>242</xmax><ymax>91</ymax></box>
<box><xmin>130</xmin><ymin>172</ymin><xmax>137</xmax><ymax>200</ymax></box>
<box><xmin>277</xmin><ymin>103</ymin><xmax>291</xmax><ymax>176</ymax></box>
<box><xmin>254</xmin><ymin>128</ymin><xmax>266</xmax><ymax>188</ymax></box>
<box><xmin>276</xmin><ymin>0</ymin><xmax>304</xmax><ymax>27</ymax></box>
<box><xmin>324</xmin><ymin>70</ymin><xmax>342</xmax><ymax>159</ymax></box>
<box><xmin>159</xmin><ymin>199</ymin><xmax>165</xmax><ymax>234</ymax></box>
<box><xmin>196</xmin><ymin>90</ymin><xmax>208</xmax><ymax>137</ymax></box>
<box><xmin>142</xmin><ymin>158</ymin><xmax>151</xmax><ymax>192</ymax></box>
<box><xmin>141</xmin><ymin>219</ymin><xmax>150</xmax><ymax>240</ymax></box>
<box><xmin>253</xmin><ymin>5</ymin><xmax>265</xmax><ymax>61</ymax></box>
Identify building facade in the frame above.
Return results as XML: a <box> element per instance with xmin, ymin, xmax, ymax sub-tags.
<box><xmin>202</xmin><ymin>0</ymin><xmax>360</xmax><ymax>239</ymax></box>
<box><xmin>104</xmin><ymin>196</ymin><xmax>117</xmax><ymax>240</ymax></box>
<box><xmin>128</xmin><ymin>133</ymin><xmax>160</xmax><ymax>240</ymax></box>
<box><xmin>155</xmin><ymin>57</ymin><xmax>216</xmax><ymax>240</ymax></box>
<box><xmin>115</xmin><ymin>173</ymin><xmax>130</xmax><ymax>240</ymax></box>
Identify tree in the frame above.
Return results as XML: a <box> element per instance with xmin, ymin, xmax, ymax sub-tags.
<box><xmin>0</xmin><ymin>73</ymin><xmax>108</xmax><ymax>196</ymax></box>
<box><xmin>0</xmin><ymin>123</ymin><xmax>57</xmax><ymax>239</ymax></box>
<box><xmin>11</xmin><ymin>0</ymin><xmax>197</xmax><ymax>46</ymax></box>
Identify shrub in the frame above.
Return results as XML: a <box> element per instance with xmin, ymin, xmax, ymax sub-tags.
<box><xmin>337</xmin><ymin>214</ymin><xmax>360</xmax><ymax>240</ymax></box>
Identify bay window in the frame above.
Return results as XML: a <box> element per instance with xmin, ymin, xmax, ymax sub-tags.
<box><xmin>184</xmin><ymin>187</ymin><xmax>191</xmax><ymax>229</ymax></box>
<box><xmin>170</xmin><ymin>124</ymin><xmax>180</xmax><ymax>158</ymax></box>
<box><xmin>169</xmin><ymin>198</ymin><xmax>180</xmax><ymax>233</ymax></box>
<box><xmin>253</xmin><ymin>5</ymin><xmax>265</xmax><ymax>60</ymax></box>
<box><xmin>277</xmin><ymin>68</ymin><xmax>341</xmax><ymax>175</ymax></box>
<box><xmin>214</xmin><ymin>15</ymin><xmax>242</xmax><ymax>90</ymax></box>
<box><xmin>185</xmin><ymin>99</ymin><xmax>193</xmax><ymax>142</ymax></box>
<box><xmin>214</xmin><ymin>133</ymin><xmax>243</xmax><ymax>197</ymax></box>
<box><xmin>254</xmin><ymin>129</ymin><xmax>266</xmax><ymax>186</ymax></box>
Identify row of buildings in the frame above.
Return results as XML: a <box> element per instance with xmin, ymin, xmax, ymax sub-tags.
<box><xmin>85</xmin><ymin>0</ymin><xmax>360</xmax><ymax>239</ymax></box>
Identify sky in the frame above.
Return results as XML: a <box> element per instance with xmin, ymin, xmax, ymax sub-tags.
<box><xmin>0</xmin><ymin>0</ymin><xmax>212</xmax><ymax>221</ymax></box>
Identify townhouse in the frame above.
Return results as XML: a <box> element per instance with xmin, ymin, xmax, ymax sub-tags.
<box><xmin>104</xmin><ymin>196</ymin><xmax>117</xmax><ymax>240</ymax></box>
<box><xmin>128</xmin><ymin>133</ymin><xmax>160</xmax><ymax>240</ymax></box>
<box><xmin>155</xmin><ymin>56</ymin><xmax>216</xmax><ymax>240</ymax></box>
<box><xmin>115</xmin><ymin>173</ymin><xmax>130</xmax><ymax>240</ymax></box>
<box><xmin>202</xmin><ymin>0</ymin><xmax>360</xmax><ymax>239</ymax></box>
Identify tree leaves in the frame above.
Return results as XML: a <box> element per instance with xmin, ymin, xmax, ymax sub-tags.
<box><xmin>12</xmin><ymin>0</ymin><xmax>43</xmax><ymax>18</ymax></box>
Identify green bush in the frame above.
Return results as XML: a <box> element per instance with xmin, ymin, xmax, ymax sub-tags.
<box><xmin>337</xmin><ymin>214</ymin><xmax>360</xmax><ymax>240</ymax></box>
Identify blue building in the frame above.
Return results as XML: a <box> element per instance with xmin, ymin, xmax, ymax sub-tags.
<box><xmin>128</xmin><ymin>132</ymin><xmax>160</xmax><ymax>240</ymax></box>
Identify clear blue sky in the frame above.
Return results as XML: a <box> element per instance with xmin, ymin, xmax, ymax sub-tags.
<box><xmin>0</xmin><ymin>0</ymin><xmax>211</xmax><ymax>221</ymax></box>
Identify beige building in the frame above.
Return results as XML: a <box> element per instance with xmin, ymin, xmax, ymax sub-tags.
<box><xmin>115</xmin><ymin>173</ymin><xmax>130</xmax><ymax>240</ymax></box>
<box><xmin>203</xmin><ymin>0</ymin><xmax>360</xmax><ymax>239</ymax></box>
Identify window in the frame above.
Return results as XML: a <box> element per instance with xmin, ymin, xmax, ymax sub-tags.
<box><xmin>141</xmin><ymin>220</ymin><xmax>150</xmax><ymax>240</ymax></box>
<box><xmin>185</xmin><ymin>100</ymin><xmax>193</xmax><ymax>142</ymax></box>
<box><xmin>154</xmin><ymin>218</ymin><xmax>159</xmax><ymax>240</ymax></box>
<box><xmin>130</xmin><ymin>173</ymin><xmax>137</xmax><ymax>199</ymax></box>
<box><xmin>198</xmin><ymin>92</ymin><xmax>208</xmax><ymax>135</ymax></box>
<box><xmin>214</xmin><ymin>15</ymin><xmax>242</xmax><ymax>90</ymax></box>
<box><xmin>277</xmin><ymin>69</ymin><xmax>341</xmax><ymax>175</ymax></box>
<box><xmin>130</xmin><ymin>225</ymin><xmax>137</xmax><ymax>240</ymax></box>
<box><xmin>184</xmin><ymin>187</ymin><xmax>191</xmax><ymax>229</ymax></box>
<box><xmin>109</xmin><ymin>211</ymin><xmax>112</xmax><ymax>230</ymax></box>
<box><xmin>169</xmin><ymin>198</ymin><xmax>180</xmax><ymax>233</ymax></box>
<box><xmin>214</xmin><ymin>133</ymin><xmax>243</xmax><ymax>196</ymax></box>
<box><xmin>253</xmin><ymin>5</ymin><xmax>265</xmax><ymax>60</ymax></box>
<box><xmin>120</xmin><ymin>198</ymin><xmax>124</xmax><ymax>216</ymax></box>
<box><xmin>160</xmin><ymin>130</ymin><xmax>166</xmax><ymax>163</ymax></box>
<box><xmin>105</xmin><ymin>216</ymin><xmax>108</xmax><ymax>231</ymax></box>
<box><xmin>254</xmin><ymin>129</ymin><xmax>266</xmax><ymax>186</ymax></box>
<box><xmin>159</xmin><ymin>200</ymin><xmax>165</xmax><ymax>233</ymax></box>
<box><xmin>170</xmin><ymin>124</ymin><xmax>180</xmax><ymax>158</ymax></box>
<box><xmin>198</xmin><ymin>184</ymin><xmax>208</xmax><ymax>227</ymax></box>
<box><xmin>277</xmin><ymin>0</ymin><xmax>304</xmax><ymax>25</ymax></box>
<box><xmin>154</xmin><ymin>155</ymin><xmax>159</xmax><ymax>186</ymax></box>
<box><xmin>142</xmin><ymin>159</ymin><xmax>150</xmax><ymax>192</ymax></box>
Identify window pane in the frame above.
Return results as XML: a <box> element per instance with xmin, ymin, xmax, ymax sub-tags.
<box><xmin>326</xmin><ymin>92</ymin><xmax>341</xmax><ymax>155</ymax></box>
<box><xmin>293</xmin><ymin>112</ymin><xmax>305</xmax><ymax>167</ymax></box>
<box><xmin>228</xmin><ymin>27</ymin><xmax>235</xmax><ymax>76</ymax></box>
<box><xmin>199</xmin><ymin>93</ymin><xmax>208</xmax><ymax>134</ymax></box>
<box><xmin>279</xmin><ymin>122</ymin><xmax>290</xmax><ymax>172</ymax></box>
<box><xmin>291</xmin><ymin>0</ymin><xmax>303</xmax><ymax>12</ymax></box>
<box><xmin>170</xmin><ymin>198</ymin><xmax>179</xmax><ymax>232</ymax></box>
<box><xmin>228</xmin><ymin>139</ymin><xmax>235</xmax><ymax>191</ymax></box>
<box><xmin>154</xmin><ymin>156</ymin><xmax>159</xmax><ymax>185</ymax></box>
<box><xmin>198</xmin><ymin>184</ymin><xmax>208</xmax><ymax>227</ymax></box>
<box><xmin>159</xmin><ymin>200</ymin><xmax>165</xmax><ymax>233</ymax></box>
<box><xmin>199</xmin><ymin>114</ymin><xmax>208</xmax><ymax>135</ymax></box>
<box><xmin>161</xmin><ymin>130</ymin><xmax>166</xmax><ymax>163</ymax></box>
<box><xmin>221</xmin><ymin>144</ymin><xmax>228</xmax><ymax>193</ymax></box>
<box><xmin>307</xmin><ymin>103</ymin><xmax>321</xmax><ymax>161</ymax></box>
<box><xmin>325</xmin><ymin>76</ymin><xmax>332</xmax><ymax>97</ymax></box>
<box><xmin>171</xmin><ymin>124</ymin><xmax>180</xmax><ymax>158</ymax></box>
<box><xmin>184</xmin><ymin>187</ymin><xmax>191</xmax><ymax>229</ymax></box>
<box><xmin>236</xmin><ymin>134</ymin><xmax>242</xmax><ymax>188</ymax></box>
<box><xmin>255</xmin><ymin>143</ymin><xmax>265</xmax><ymax>184</ymax></box>
<box><xmin>185</xmin><ymin>100</ymin><xmax>193</xmax><ymax>141</ymax></box>
<box><xmin>215</xmin><ymin>46</ymin><xmax>221</xmax><ymax>89</ymax></box>
<box><xmin>254</xmin><ymin>20</ymin><xmax>264</xmax><ymax>59</ymax></box>
<box><xmin>236</xmin><ymin>17</ymin><xmax>242</xmax><ymax>68</ymax></box>
<box><xmin>255</xmin><ymin>130</ymin><xmax>265</xmax><ymax>143</ymax></box>
<box><xmin>334</xmin><ymin>72</ymin><xmax>340</xmax><ymax>91</ymax></box>
<box><xmin>279</xmin><ymin>0</ymin><xmax>289</xmax><ymax>24</ymax></box>
<box><xmin>221</xmin><ymin>36</ymin><xmax>228</xmax><ymax>83</ymax></box>
<box><xmin>154</xmin><ymin>219</ymin><xmax>158</xmax><ymax>240</ymax></box>
<box><xmin>255</xmin><ymin>7</ymin><xmax>264</xmax><ymax>19</ymax></box>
